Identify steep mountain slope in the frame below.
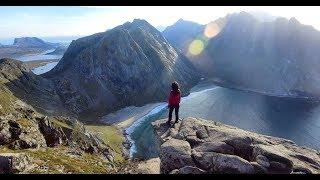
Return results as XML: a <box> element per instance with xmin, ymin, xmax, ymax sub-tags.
<box><xmin>202</xmin><ymin>12</ymin><xmax>320</xmax><ymax>98</ymax></box>
<box><xmin>43</xmin><ymin>19</ymin><xmax>200</xmax><ymax>121</ymax></box>
<box><xmin>0</xmin><ymin>58</ymin><xmax>68</xmax><ymax>117</ymax></box>
<box><xmin>163</xmin><ymin>12</ymin><xmax>320</xmax><ymax>99</ymax></box>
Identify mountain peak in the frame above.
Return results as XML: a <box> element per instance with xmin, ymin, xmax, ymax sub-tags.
<box><xmin>289</xmin><ymin>17</ymin><xmax>300</xmax><ymax>24</ymax></box>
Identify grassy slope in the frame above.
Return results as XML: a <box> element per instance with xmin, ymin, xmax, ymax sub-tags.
<box><xmin>85</xmin><ymin>125</ymin><xmax>125</xmax><ymax>162</ymax></box>
<box><xmin>0</xmin><ymin>146</ymin><xmax>116</xmax><ymax>174</ymax></box>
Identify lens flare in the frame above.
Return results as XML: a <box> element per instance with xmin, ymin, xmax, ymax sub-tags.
<box><xmin>204</xmin><ymin>22</ymin><xmax>220</xmax><ymax>38</ymax></box>
<box><xmin>188</xmin><ymin>39</ymin><xmax>204</xmax><ymax>56</ymax></box>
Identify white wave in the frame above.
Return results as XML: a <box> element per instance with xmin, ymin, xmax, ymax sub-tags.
<box><xmin>125</xmin><ymin>103</ymin><xmax>167</xmax><ymax>157</ymax></box>
<box><xmin>32</xmin><ymin>62</ymin><xmax>58</xmax><ymax>75</ymax></box>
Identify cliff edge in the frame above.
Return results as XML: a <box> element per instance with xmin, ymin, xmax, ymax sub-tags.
<box><xmin>150</xmin><ymin>117</ymin><xmax>320</xmax><ymax>174</ymax></box>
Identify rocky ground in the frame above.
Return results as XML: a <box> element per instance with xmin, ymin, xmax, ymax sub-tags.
<box><xmin>0</xmin><ymin>99</ymin><xmax>123</xmax><ymax>174</ymax></box>
<box><xmin>147</xmin><ymin>117</ymin><xmax>320</xmax><ymax>174</ymax></box>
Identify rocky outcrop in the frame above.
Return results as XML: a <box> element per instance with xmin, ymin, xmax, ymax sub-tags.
<box><xmin>152</xmin><ymin>117</ymin><xmax>320</xmax><ymax>174</ymax></box>
<box><xmin>43</xmin><ymin>19</ymin><xmax>200</xmax><ymax>121</ymax></box>
<box><xmin>0</xmin><ymin>153</ymin><xmax>33</xmax><ymax>174</ymax></box>
<box><xmin>37</xmin><ymin>116</ymin><xmax>69</xmax><ymax>147</ymax></box>
<box><xmin>0</xmin><ymin>101</ymin><xmax>47</xmax><ymax>150</ymax></box>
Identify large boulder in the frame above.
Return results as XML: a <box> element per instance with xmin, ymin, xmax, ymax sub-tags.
<box><xmin>136</xmin><ymin>158</ymin><xmax>160</xmax><ymax>174</ymax></box>
<box><xmin>159</xmin><ymin>138</ymin><xmax>195</xmax><ymax>173</ymax></box>
<box><xmin>172</xmin><ymin>166</ymin><xmax>207</xmax><ymax>174</ymax></box>
<box><xmin>211</xmin><ymin>152</ymin><xmax>255</xmax><ymax>174</ymax></box>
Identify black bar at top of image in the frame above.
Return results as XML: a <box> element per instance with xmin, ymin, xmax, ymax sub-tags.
<box><xmin>0</xmin><ymin>0</ymin><xmax>320</xmax><ymax>6</ymax></box>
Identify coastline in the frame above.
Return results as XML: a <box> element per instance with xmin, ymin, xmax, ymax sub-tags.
<box><xmin>122</xmin><ymin>84</ymin><xmax>219</xmax><ymax>158</ymax></box>
<box><xmin>100</xmin><ymin>102</ymin><xmax>165</xmax><ymax>130</ymax></box>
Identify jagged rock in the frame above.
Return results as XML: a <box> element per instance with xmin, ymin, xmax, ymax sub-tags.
<box><xmin>192</xmin><ymin>151</ymin><xmax>216</xmax><ymax>171</ymax></box>
<box><xmin>69</xmin><ymin>122</ymin><xmax>115</xmax><ymax>162</ymax></box>
<box><xmin>169</xmin><ymin>169</ymin><xmax>179</xmax><ymax>174</ymax></box>
<box><xmin>0</xmin><ymin>153</ymin><xmax>33</xmax><ymax>173</ymax></box>
<box><xmin>0</xmin><ymin>121</ymin><xmax>12</xmax><ymax>145</ymax></box>
<box><xmin>136</xmin><ymin>158</ymin><xmax>160</xmax><ymax>174</ymax></box>
<box><xmin>255</xmin><ymin>155</ymin><xmax>270</xmax><ymax>168</ymax></box>
<box><xmin>250</xmin><ymin>162</ymin><xmax>268</xmax><ymax>174</ymax></box>
<box><xmin>159</xmin><ymin>138</ymin><xmax>195</xmax><ymax>173</ymax></box>
<box><xmin>185</xmin><ymin>135</ymin><xmax>204</xmax><ymax>147</ymax></box>
<box><xmin>252</xmin><ymin>144</ymin><xmax>294</xmax><ymax>172</ymax></box>
<box><xmin>0</xmin><ymin>155</ymin><xmax>11</xmax><ymax>173</ymax></box>
<box><xmin>193</xmin><ymin>142</ymin><xmax>234</xmax><ymax>154</ymax></box>
<box><xmin>1</xmin><ymin>118</ymin><xmax>46</xmax><ymax>149</ymax></box>
<box><xmin>177</xmin><ymin>166</ymin><xmax>206</xmax><ymax>174</ymax></box>
<box><xmin>211</xmin><ymin>152</ymin><xmax>255</xmax><ymax>174</ymax></box>
<box><xmin>195</xmin><ymin>128</ymin><xmax>209</xmax><ymax>139</ymax></box>
<box><xmin>152</xmin><ymin>117</ymin><xmax>320</xmax><ymax>174</ymax></box>
<box><xmin>269</xmin><ymin>161</ymin><xmax>292</xmax><ymax>174</ymax></box>
<box><xmin>192</xmin><ymin>151</ymin><xmax>254</xmax><ymax>173</ymax></box>
<box><xmin>292</xmin><ymin>165</ymin><xmax>313</xmax><ymax>174</ymax></box>
<box><xmin>37</xmin><ymin>117</ymin><xmax>67</xmax><ymax>147</ymax></box>
<box><xmin>224</xmin><ymin>136</ymin><xmax>254</xmax><ymax>161</ymax></box>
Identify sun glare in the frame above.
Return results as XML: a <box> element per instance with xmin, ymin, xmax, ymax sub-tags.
<box><xmin>204</xmin><ymin>22</ymin><xmax>220</xmax><ymax>38</ymax></box>
<box><xmin>188</xmin><ymin>39</ymin><xmax>204</xmax><ymax>56</ymax></box>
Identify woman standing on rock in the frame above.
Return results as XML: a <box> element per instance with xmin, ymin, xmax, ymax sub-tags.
<box><xmin>167</xmin><ymin>81</ymin><xmax>181</xmax><ymax>125</ymax></box>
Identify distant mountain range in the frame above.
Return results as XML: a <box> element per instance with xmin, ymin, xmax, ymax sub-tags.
<box><xmin>13</xmin><ymin>37</ymin><xmax>60</xmax><ymax>49</ymax></box>
<box><xmin>0</xmin><ymin>37</ymin><xmax>67</xmax><ymax>59</ymax></box>
<box><xmin>162</xmin><ymin>12</ymin><xmax>320</xmax><ymax>99</ymax></box>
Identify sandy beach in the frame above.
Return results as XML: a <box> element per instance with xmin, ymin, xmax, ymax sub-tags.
<box><xmin>100</xmin><ymin>102</ymin><xmax>165</xmax><ymax>130</ymax></box>
<box><xmin>100</xmin><ymin>80</ymin><xmax>215</xmax><ymax>130</ymax></box>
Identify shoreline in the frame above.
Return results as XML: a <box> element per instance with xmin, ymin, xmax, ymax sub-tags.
<box><xmin>100</xmin><ymin>102</ymin><xmax>165</xmax><ymax>130</ymax></box>
<box><xmin>100</xmin><ymin>79</ymin><xmax>320</xmax><ymax>160</ymax></box>
<box><xmin>123</xmin><ymin>85</ymin><xmax>220</xmax><ymax>159</ymax></box>
<box><xmin>209</xmin><ymin>79</ymin><xmax>320</xmax><ymax>102</ymax></box>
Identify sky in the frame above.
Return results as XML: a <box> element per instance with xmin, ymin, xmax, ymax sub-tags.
<box><xmin>0</xmin><ymin>6</ymin><xmax>320</xmax><ymax>42</ymax></box>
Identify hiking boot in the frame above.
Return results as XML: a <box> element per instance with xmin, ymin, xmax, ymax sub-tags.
<box><xmin>174</xmin><ymin>118</ymin><xmax>181</xmax><ymax>124</ymax></box>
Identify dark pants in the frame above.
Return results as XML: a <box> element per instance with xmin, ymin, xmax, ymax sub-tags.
<box><xmin>168</xmin><ymin>105</ymin><xmax>179</xmax><ymax>123</ymax></box>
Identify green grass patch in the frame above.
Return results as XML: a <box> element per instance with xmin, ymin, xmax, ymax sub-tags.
<box><xmin>49</xmin><ymin>117</ymin><xmax>73</xmax><ymax>130</ymax></box>
<box><xmin>16</xmin><ymin>118</ymin><xmax>33</xmax><ymax>128</ymax></box>
<box><xmin>85</xmin><ymin>125</ymin><xmax>125</xmax><ymax>162</ymax></box>
<box><xmin>27</xmin><ymin>146</ymin><xmax>116</xmax><ymax>174</ymax></box>
<box><xmin>0</xmin><ymin>145</ymin><xmax>118</xmax><ymax>174</ymax></box>
<box><xmin>0</xmin><ymin>88</ymin><xmax>16</xmax><ymax>115</ymax></box>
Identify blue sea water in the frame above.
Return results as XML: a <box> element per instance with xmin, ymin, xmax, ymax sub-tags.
<box><xmin>126</xmin><ymin>84</ymin><xmax>320</xmax><ymax>159</ymax></box>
